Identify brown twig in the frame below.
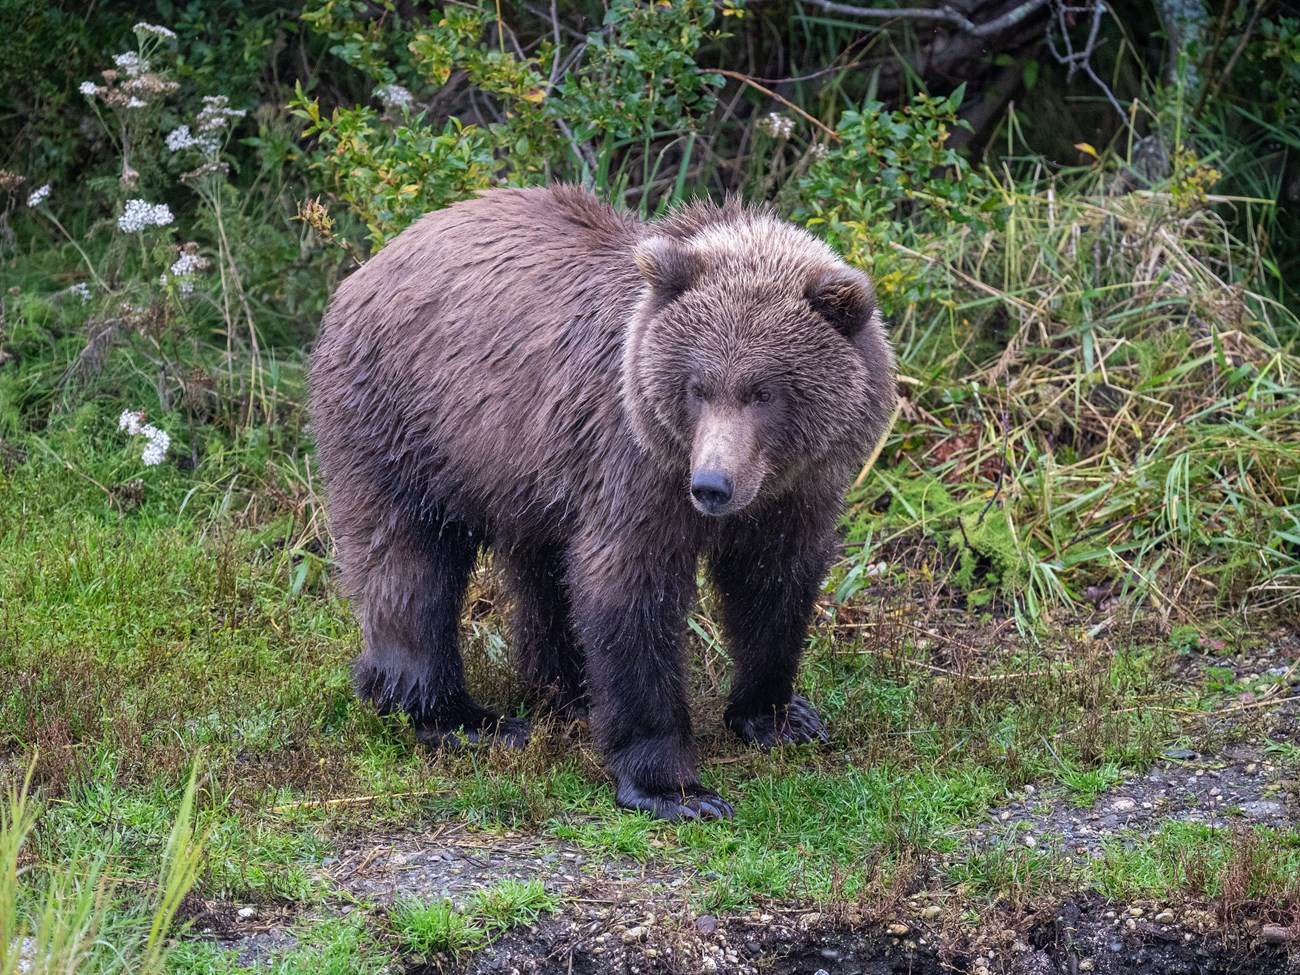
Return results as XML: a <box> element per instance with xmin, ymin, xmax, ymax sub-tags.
<box><xmin>269</xmin><ymin>789</ymin><xmax>451</xmax><ymax>814</ymax></box>
<box><xmin>713</xmin><ymin>69</ymin><xmax>840</xmax><ymax>142</ymax></box>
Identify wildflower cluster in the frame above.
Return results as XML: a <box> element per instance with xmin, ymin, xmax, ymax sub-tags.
<box><xmin>118</xmin><ymin>199</ymin><xmax>174</xmax><ymax>232</ymax></box>
<box><xmin>79</xmin><ymin>52</ymin><xmax>178</xmax><ymax>110</ymax></box>
<box><xmin>118</xmin><ymin>410</ymin><xmax>171</xmax><ymax>466</ymax></box>
<box><xmin>70</xmin><ymin>282</ymin><xmax>93</xmax><ymax>304</ymax></box>
<box><xmin>159</xmin><ymin>245</ymin><xmax>210</xmax><ymax>295</ymax></box>
<box><xmin>166</xmin><ymin>125</ymin><xmax>220</xmax><ymax>155</ymax></box>
<box><xmin>376</xmin><ymin>83</ymin><xmax>415</xmax><ymax>110</ymax></box>
<box><xmin>196</xmin><ymin>96</ymin><xmax>246</xmax><ymax>133</ymax></box>
<box><xmin>26</xmin><ymin>184</ymin><xmax>51</xmax><ymax>208</ymax></box>
<box><xmin>133</xmin><ymin>22</ymin><xmax>176</xmax><ymax>40</ymax></box>
<box><xmin>166</xmin><ymin>96</ymin><xmax>246</xmax><ymax>169</ymax></box>
<box><xmin>758</xmin><ymin>113</ymin><xmax>795</xmax><ymax>139</ymax></box>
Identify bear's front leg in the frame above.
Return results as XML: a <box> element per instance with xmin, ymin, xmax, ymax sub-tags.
<box><xmin>569</xmin><ymin>528</ymin><xmax>733</xmax><ymax>821</ymax></box>
<box><xmin>709</xmin><ymin>506</ymin><xmax>838</xmax><ymax>748</ymax></box>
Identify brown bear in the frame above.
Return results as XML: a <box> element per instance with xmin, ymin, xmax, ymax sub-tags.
<box><xmin>310</xmin><ymin>185</ymin><xmax>895</xmax><ymax>820</ymax></box>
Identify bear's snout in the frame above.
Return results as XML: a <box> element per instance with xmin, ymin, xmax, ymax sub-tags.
<box><xmin>690</xmin><ymin>469</ymin><xmax>734</xmax><ymax>513</ymax></box>
<box><xmin>690</xmin><ymin>404</ymin><xmax>763</xmax><ymax>516</ymax></box>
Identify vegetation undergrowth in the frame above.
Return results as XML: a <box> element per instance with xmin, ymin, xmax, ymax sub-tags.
<box><xmin>1</xmin><ymin>0</ymin><xmax>1297</xmax><ymax>968</ymax></box>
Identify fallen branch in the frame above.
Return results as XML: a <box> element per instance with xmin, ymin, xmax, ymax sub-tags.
<box><xmin>269</xmin><ymin>789</ymin><xmax>451</xmax><ymax>814</ymax></box>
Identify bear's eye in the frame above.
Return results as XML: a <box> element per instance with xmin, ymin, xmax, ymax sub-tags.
<box><xmin>751</xmin><ymin>389</ymin><xmax>772</xmax><ymax>404</ymax></box>
<box><xmin>687</xmin><ymin>382</ymin><xmax>706</xmax><ymax>400</ymax></box>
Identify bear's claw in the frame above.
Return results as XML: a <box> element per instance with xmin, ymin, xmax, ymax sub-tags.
<box><xmin>415</xmin><ymin>715</ymin><xmax>532</xmax><ymax>751</ymax></box>
<box><xmin>726</xmin><ymin>695</ymin><xmax>829</xmax><ymax>748</ymax></box>
<box><xmin>616</xmin><ymin>781</ymin><xmax>734</xmax><ymax>822</ymax></box>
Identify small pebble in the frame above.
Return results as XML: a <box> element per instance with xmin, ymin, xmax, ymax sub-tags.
<box><xmin>887</xmin><ymin>923</ymin><xmax>909</xmax><ymax>936</ymax></box>
<box><xmin>237</xmin><ymin>907</ymin><xmax>256</xmax><ymax>920</ymax></box>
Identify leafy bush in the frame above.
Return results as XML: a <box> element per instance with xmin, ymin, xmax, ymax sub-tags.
<box><xmin>294</xmin><ymin>0</ymin><xmax>729</xmax><ymax>245</ymax></box>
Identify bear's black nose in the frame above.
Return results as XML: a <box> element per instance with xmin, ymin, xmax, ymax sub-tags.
<box><xmin>691</xmin><ymin>470</ymin><xmax>734</xmax><ymax>512</ymax></box>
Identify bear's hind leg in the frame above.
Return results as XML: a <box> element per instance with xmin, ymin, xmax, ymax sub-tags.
<box><xmin>496</xmin><ymin>543</ymin><xmax>588</xmax><ymax>723</ymax></box>
<box><xmin>352</xmin><ymin>516</ymin><xmax>530</xmax><ymax>748</ymax></box>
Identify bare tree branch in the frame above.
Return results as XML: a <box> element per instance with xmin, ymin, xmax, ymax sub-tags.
<box><xmin>797</xmin><ymin>0</ymin><xmax>1050</xmax><ymax>39</ymax></box>
<box><xmin>1045</xmin><ymin>1</ymin><xmax>1128</xmax><ymax>121</ymax></box>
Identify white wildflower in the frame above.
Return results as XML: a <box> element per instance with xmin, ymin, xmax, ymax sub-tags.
<box><xmin>71</xmin><ymin>282</ymin><xmax>92</xmax><ymax>304</ymax></box>
<box><xmin>126</xmin><ymin>96</ymin><xmax>147</xmax><ymax>108</ymax></box>
<box><xmin>759</xmin><ymin>112</ymin><xmax>795</xmax><ymax>139</ymax></box>
<box><xmin>79</xmin><ymin>80</ymin><xmax>99</xmax><ymax>97</ymax></box>
<box><xmin>809</xmin><ymin>142</ymin><xmax>829</xmax><ymax>160</ymax></box>
<box><xmin>165</xmin><ymin>125</ymin><xmax>220</xmax><ymax>155</ymax></box>
<box><xmin>195</xmin><ymin>95</ymin><xmax>246</xmax><ymax>133</ymax></box>
<box><xmin>26</xmin><ymin>183</ymin><xmax>50</xmax><ymax>207</ymax></box>
<box><xmin>119</xmin><ymin>410</ymin><xmax>170</xmax><ymax>466</ymax></box>
<box><xmin>133</xmin><ymin>22</ymin><xmax>177</xmax><ymax>40</ymax></box>
<box><xmin>118</xmin><ymin>199</ymin><xmax>173</xmax><ymax>232</ymax></box>
<box><xmin>119</xmin><ymin>409</ymin><xmax>145</xmax><ymax>435</ymax></box>
<box><xmin>160</xmin><ymin>248</ymin><xmax>207</xmax><ymax>295</ymax></box>
<box><xmin>112</xmin><ymin>52</ymin><xmax>148</xmax><ymax>77</ymax></box>
<box><xmin>376</xmin><ymin>83</ymin><xmax>414</xmax><ymax>110</ymax></box>
<box><xmin>141</xmin><ymin>426</ymin><xmax>170</xmax><ymax>465</ymax></box>
<box><xmin>171</xmin><ymin>251</ymin><xmax>203</xmax><ymax>277</ymax></box>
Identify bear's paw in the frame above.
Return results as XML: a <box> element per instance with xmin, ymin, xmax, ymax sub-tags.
<box><xmin>726</xmin><ymin>696</ymin><xmax>830</xmax><ymax>748</ymax></box>
<box><xmin>615</xmin><ymin>781</ymin><xmax>734</xmax><ymax>822</ymax></box>
<box><xmin>414</xmin><ymin>715</ymin><xmax>532</xmax><ymax>751</ymax></box>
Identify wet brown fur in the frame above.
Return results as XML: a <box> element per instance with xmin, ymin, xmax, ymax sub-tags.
<box><xmin>309</xmin><ymin>185</ymin><xmax>896</xmax><ymax>819</ymax></box>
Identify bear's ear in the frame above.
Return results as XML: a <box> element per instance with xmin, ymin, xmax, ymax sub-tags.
<box><xmin>806</xmin><ymin>269</ymin><xmax>875</xmax><ymax>339</ymax></box>
<box><xmin>634</xmin><ymin>236</ymin><xmax>700</xmax><ymax>303</ymax></box>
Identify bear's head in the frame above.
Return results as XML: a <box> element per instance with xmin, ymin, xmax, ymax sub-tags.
<box><xmin>623</xmin><ymin>210</ymin><xmax>896</xmax><ymax>517</ymax></box>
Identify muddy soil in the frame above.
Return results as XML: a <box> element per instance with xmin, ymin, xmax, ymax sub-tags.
<box><xmin>447</xmin><ymin>893</ymin><xmax>1297</xmax><ymax>974</ymax></box>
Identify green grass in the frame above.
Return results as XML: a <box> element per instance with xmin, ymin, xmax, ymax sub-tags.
<box><xmin>168</xmin><ymin>916</ymin><xmax>388</xmax><ymax>975</ymax></box>
<box><xmin>390</xmin><ymin>879</ymin><xmax>562</xmax><ymax>961</ymax></box>
<box><xmin>0</xmin><ymin>767</ymin><xmax>202</xmax><ymax>975</ymax></box>
<box><xmin>1090</xmin><ymin>822</ymin><xmax>1300</xmax><ymax>905</ymax></box>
